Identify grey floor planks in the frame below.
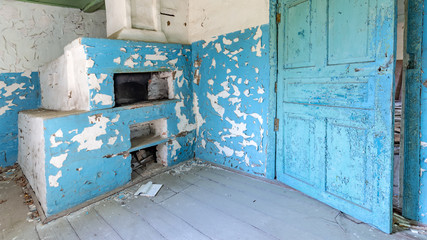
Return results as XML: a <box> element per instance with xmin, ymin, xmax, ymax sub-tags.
<box><xmin>178</xmin><ymin>179</ymin><xmax>322</xmax><ymax>239</ymax></box>
<box><xmin>67</xmin><ymin>208</ymin><xmax>122</xmax><ymax>240</ymax></box>
<box><xmin>94</xmin><ymin>201</ymin><xmax>166</xmax><ymax>240</ymax></box>
<box><xmin>4</xmin><ymin>161</ymin><xmax>424</xmax><ymax>240</ymax></box>
<box><xmin>36</xmin><ymin>218</ymin><xmax>79</xmax><ymax>240</ymax></box>
<box><xmin>194</xmin><ymin>168</ymin><xmax>340</xmax><ymax>219</ymax></box>
<box><xmin>160</xmin><ymin>190</ymin><xmax>278</xmax><ymax>240</ymax></box>
<box><xmin>126</xmin><ymin>197</ymin><xmax>211</xmax><ymax>240</ymax></box>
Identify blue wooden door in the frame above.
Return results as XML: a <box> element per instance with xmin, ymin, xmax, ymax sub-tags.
<box><xmin>276</xmin><ymin>0</ymin><xmax>396</xmax><ymax>233</ymax></box>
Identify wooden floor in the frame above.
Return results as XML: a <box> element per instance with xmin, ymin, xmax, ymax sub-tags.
<box><xmin>2</xmin><ymin>161</ymin><xmax>425</xmax><ymax>240</ymax></box>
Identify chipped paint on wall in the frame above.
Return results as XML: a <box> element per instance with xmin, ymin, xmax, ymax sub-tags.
<box><xmin>19</xmin><ymin>37</ymin><xmax>196</xmax><ymax>216</ymax></box>
<box><xmin>192</xmin><ymin>25</ymin><xmax>270</xmax><ymax>176</ymax></box>
<box><xmin>0</xmin><ymin>72</ymin><xmax>40</xmax><ymax>167</ymax></box>
<box><xmin>0</xmin><ymin>1</ymin><xmax>106</xmax><ymax>73</ymax></box>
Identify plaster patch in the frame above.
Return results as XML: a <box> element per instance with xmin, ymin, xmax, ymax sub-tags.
<box><xmin>223</xmin><ymin>38</ymin><xmax>233</xmax><ymax>45</ymax></box>
<box><xmin>124</xmin><ymin>57</ymin><xmax>137</xmax><ymax>68</ymax></box>
<box><xmin>87</xmin><ymin>58</ymin><xmax>95</xmax><ymax>68</ymax></box>
<box><xmin>0</xmin><ymin>82</ymin><xmax>25</xmax><ymax>97</ymax></box>
<box><xmin>193</xmin><ymin>93</ymin><xmax>205</xmax><ymax>135</ymax></box>
<box><xmin>50</xmin><ymin>129</ymin><xmax>63</xmax><ymax>148</ymax></box>
<box><xmin>93</xmin><ymin>94</ymin><xmax>113</xmax><ymax>106</ymax></box>
<box><xmin>422</xmin><ymin>142</ymin><xmax>427</xmax><ymax>148</ymax></box>
<box><xmin>230</xmin><ymin>49</ymin><xmax>243</xmax><ymax>55</ymax></box>
<box><xmin>50</xmin><ymin>153</ymin><xmax>68</xmax><ymax>168</ymax></box>
<box><xmin>49</xmin><ymin>171</ymin><xmax>62</xmax><ymax>187</ymax></box>
<box><xmin>235</xmin><ymin>151</ymin><xmax>245</xmax><ymax>157</ymax></box>
<box><xmin>174</xmin><ymin>70</ymin><xmax>185</xmax><ymax>88</ymax></box>
<box><xmin>88</xmin><ymin>74</ymin><xmax>108</xmax><ymax>91</ymax></box>
<box><xmin>113</xmin><ymin>57</ymin><xmax>121</xmax><ymax>64</ymax></box>
<box><xmin>214</xmin><ymin>142</ymin><xmax>234</xmax><ymax>157</ymax></box>
<box><xmin>215</xmin><ymin>43</ymin><xmax>222</xmax><ymax>53</ymax></box>
<box><xmin>108</xmin><ymin>137</ymin><xmax>117</xmax><ymax>145</ymax></box>
<box><xmin>144</xmin><ymin>61</ymin><xmax>154</xmax><ymax>67</ymax></box>
<box><xmin>251</xmin><ymin>40</ymin><xmax>264</xmax><ymax>57</ymax></box>
<box><xmin>202</xmin><ymin>36</ymin><xmax>219</xmax><ymax>48</ymax></box>
<box><xmin>221</xmin><ymin>117</ymin><xmax>251</xmax><ymax>140</ymax></box>
<box><xmin>111</xmin><ymin>114</ymin><xmax>120</xmax><ymax>123</ymax></box>
<box><xmin>228</xmin><ymin>97</ymin><xmax>241</xmax><ymax>105</ymax></box>
<box><xmin>170</xmin><ymin>139</ymin><xmax>182</xmax><ymax>158</ymax></box>
<box><xmin>207</xmin><ymin>92</ymin><xmax>225</xmax><ymax>118</ymax></box>
<box><xmin>231</xmin><ymin>84</ymin><xmax>240</xmax><ymax>96</ymax></box>
<box><xmin>71</xmin><ymin>115</ymin><xmax>111</xmax><ymax>152</ymax></box>
<box><xmin>240</xmin><ymin>139</ymin><xmax>258</xmax><ymax>148</ymax></box>
<box><xmin>168</xmin><ymin>59</ymin><xmax>178</xmax><ymax>66</ymax></box>
<box><xmin>175</xmin><ymin>97</ymin><xmax>196</xmax><ymax>132</ymax></box>
<box><xmin>21</xmin><ymin>71</ymin><xmax>32</xmax><ymax>78</ymax></box>
<box><xmin>145</xmin><ymin>48</ymin><xmax>168</xmax><ymax>61</ymax></box>
<box><xmin>0</xmin><ymin>100</ymin><xmax>16</xmax><ymax>116</ymax></box>
<box><xmin>254</xmin><ymin>26</ymin><xmax>263</xmax><ymax>40</ymax></box>
<box><xmin>234</xmin><ymin>104</ymin><xmax>263</xmax><ymax>124</ymax></box>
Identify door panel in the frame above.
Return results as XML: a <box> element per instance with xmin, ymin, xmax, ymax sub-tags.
<box><xmin>327</xmin><ymin>0</ymin><xmax>377</xmax><ymax>64</ymax></box>
<box><xmin>284</xmin><ymin>0</ymin><xmax>314</xmax><ymax>68</ymax></box>
<box><xmin>276</xmin><ymin>0</ymin><xmax>395</xmax><ymax>233</ymax></box>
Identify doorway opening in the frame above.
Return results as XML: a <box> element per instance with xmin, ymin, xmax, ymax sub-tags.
<box><xmin>393</xmin><ymin>0</ymin><xmax>405</xmax><ymax>214</ymax></box>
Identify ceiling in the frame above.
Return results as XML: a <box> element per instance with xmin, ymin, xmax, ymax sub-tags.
<box><xmin>18</xmin><ymin>0</ymin><xmax>105</xmax><ymax>13</ymax></box>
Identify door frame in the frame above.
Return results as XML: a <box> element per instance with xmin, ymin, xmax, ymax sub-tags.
<box><xmin>266</xmin><ymin>0</ymin><xmax>279</xmax><ymax>180</ymax></box>
<box><xmin>402</xmin><ymin>0</ymin><xmax>424</xmax><ymax>222</ymax></box>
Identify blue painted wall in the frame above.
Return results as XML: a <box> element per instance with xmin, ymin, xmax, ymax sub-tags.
<box><xmin>191</xmin><ymin>25</ymin><xmax>274</xmax><ymax>178</ymax></box>
<box><xmin>0</xmin><ymin>72</ymin><xmax>40</xmax><ymax>167</ymax></box>
<box><xmin>42</xmin><ymin>101</ymin><xmax>186</xmax><ymax>215</ymax></box>
<box><xmin>19</xmin><ymin>38</ymin><xmax>196</xmax><ymax>216</ymax></box>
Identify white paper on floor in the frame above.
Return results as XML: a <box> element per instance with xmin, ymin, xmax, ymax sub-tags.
<box><xmin>134</xmin><ymin>181</ymin><xmax>163</xmax><ymax>197</ymax></box>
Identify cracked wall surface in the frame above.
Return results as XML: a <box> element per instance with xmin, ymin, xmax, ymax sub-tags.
<box><xmin>0</xmin><ymin>73</ymin><xmax>40</xmax><ymax>166</ymax></box>
<box><xmin>191</xmin><ymin>25</ymin><xmax>271</xmax><ymax>177</ymax></box>
<box><xmin>0</xmin><ymin>1</ymin><xmax>107</xmax><ymax>167</ymax></box>
<box><xmin>19</xmin><ymin>38</ymin><xmax>196</xmax><ymax>216</ymax></box>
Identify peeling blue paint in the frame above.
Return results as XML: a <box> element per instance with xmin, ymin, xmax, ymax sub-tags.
<box><xmin>404</xmin><ymin>0</ymin><xmax>427</xmax><ymax>223</ymax></box>
<box><xmin>0</xmin><ymin>72</ymin><xmax>40</xmax><ymax>167</ymax></box>
<box><xmin>191</xmin><ymin>25</ymin><xmax>272</xmax><ymax>177</ymax></box>
<box><xmin>19</xmin><ymin>38</ymin><xmax>196</xmax><ymax>216</ymax></box>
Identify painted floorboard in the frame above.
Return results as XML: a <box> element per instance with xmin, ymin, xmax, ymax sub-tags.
<box><xmin>174</xmin><ymin>171</ymin><xmax>341</xmax><ymax>239</ymax></box>
<box><xmin>94</xmin><ymin>201</ymin><xmax>166</xmax><ymax>240</ymax></box>
<box><xmin>67</xmin><ymin>208</ymin><xmax>122</xmax><ymax>240</ymax></box>
<box><xmin>160</xmin><ymin>190</ymin><xmax>277</xmax><ymax>240</ymax></box>
<box><xmin>189</xmin><ymin>167</ymin><xmax>412</xmax><ymax>240</ymax></box>
<box><xmin>126</xmin><ymin>197</ymin><xmax>211</xmax><ymax>240</ymax></box>
<box><xmin>4</xmin><ymin>163</ymin><xmax>423</xmax><ymax>240</ymax></box>
<box><xmin>36</xmin><ymin>218</ymin><xmax>79</xmax><ymax>240</ymax></box>
<box><xmin>194</xmin><ymin>168</ymin><xmax>340</xmax><ymax>219</ymax></box>
<box><xmin>180</xmin><ymin>181</ymin><xmax>320</xmax><ymax>239</ymax></box>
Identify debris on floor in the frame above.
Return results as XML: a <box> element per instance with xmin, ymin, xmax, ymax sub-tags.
<box><xmin>394</xmin><ymin>212</ymin><xmax>427</xmax><ymax>235</ymax></box>
<box><xmin>0</xmin><ymin>164</ymin><xmax>40</xmax><ymax>222</ymax></box>
<box><xmin>131</xmin><ymin>147</ymin><xmax>156</xmax><ymax>171</ymax></box>
<box><xmin>134</xmin><ymin>181</ymin><xmax>162</xmax><ymax>197</ymax></box>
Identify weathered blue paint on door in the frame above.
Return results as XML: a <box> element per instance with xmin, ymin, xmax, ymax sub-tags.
<box><xmin>276</xmin><ymin>0</ymin><xmax>396</xmax><ymax>233</ymax></box>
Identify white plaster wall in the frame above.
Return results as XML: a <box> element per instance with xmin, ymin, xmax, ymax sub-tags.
<box><xmin>18</xmin><ymin>112</ymin><xmax>47</xmax><ymax>211</ymax></box>
<box><xmin>160</xmin><ymin>0</ymin><xmax>190</xmax><ymax>44</ymax></box>
<box><xmin>40</xmin><ymin>39</ymin><xmax>91</xmax><ymax>111</ymax></box>
<box><xmin>188</xmin><ymin>0</ymin><xmax>270</xmax><ymax>42</ymax></box>
<box><xmin>0</xmin><ymin>0</ymin><xmax>106</xmax><ymax>73</ymax></box>
<box><xmin>106</xmin><ymin>0</ymin><xmax>190</xmax><ymax>44</ymax></box>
